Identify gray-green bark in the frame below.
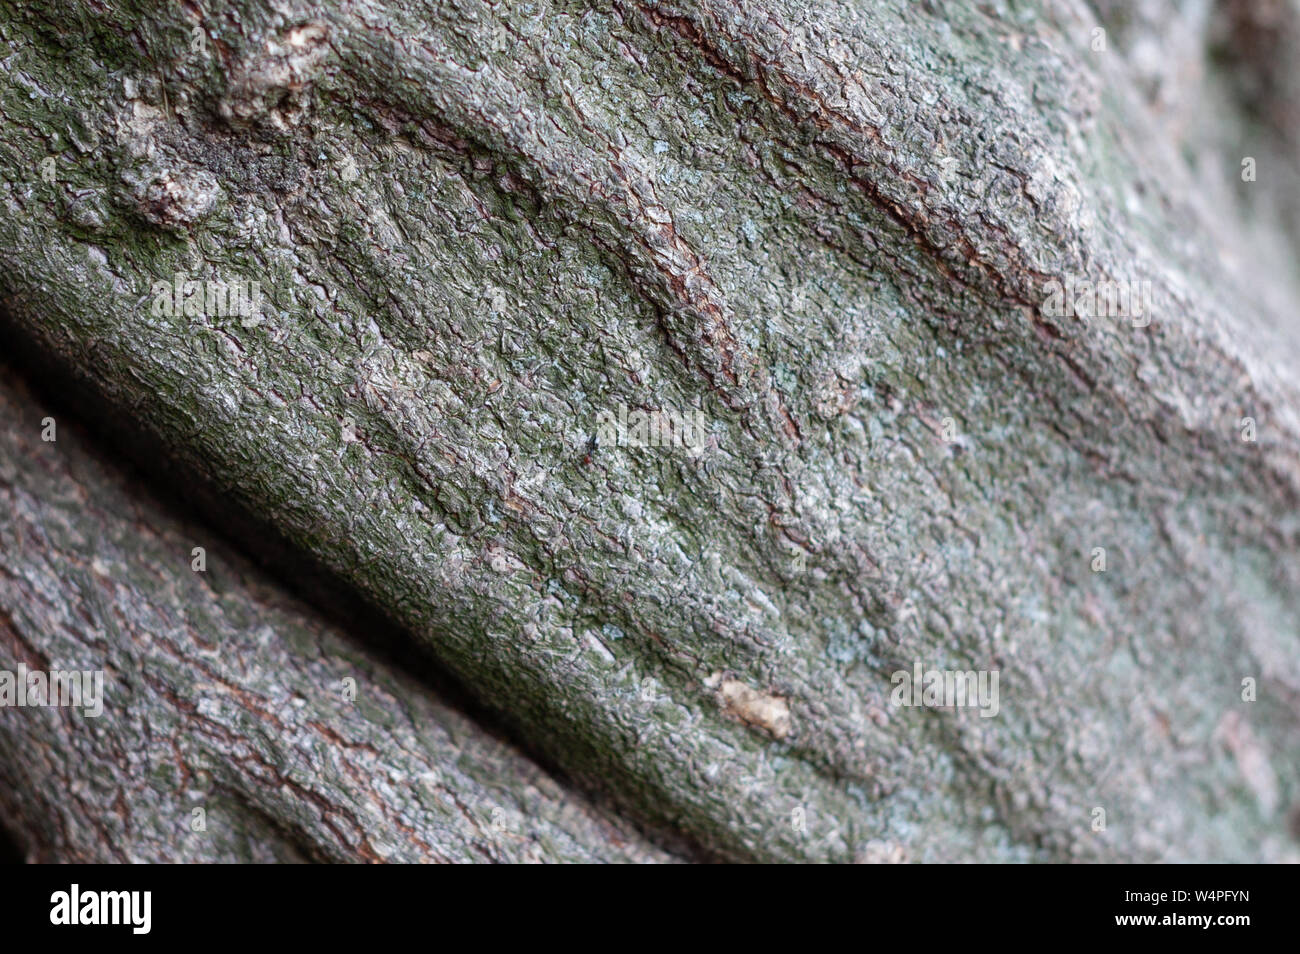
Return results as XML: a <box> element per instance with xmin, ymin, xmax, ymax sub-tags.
<box><xmin>1</xmin><ymin>0</ymin><xmax>1299</xmax><ymax>862</ymax></box>
<box><xmin>0</xmin><ymin>372</ymin><xmax>670</xmax><ymax>862</ymax></box>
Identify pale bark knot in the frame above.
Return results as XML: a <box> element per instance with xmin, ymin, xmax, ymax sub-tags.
<box><xmin>131</xmin><ymin>166</ymin><xmax>220</xmax><ymax>231</ymax></box>
<box><xmin>707</xmin><ymin>673</ymin><xmax>791</xmax><ymax>740</ymax></box>
<box><xmin>219</xmin><ymin>22</ymin><xmax>332</xmax><ymax>127</ymax></box>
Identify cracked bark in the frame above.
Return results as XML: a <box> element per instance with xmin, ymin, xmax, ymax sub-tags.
<box><xmin>1</xmin><ymin>0</ymin><xmax>1299</xmax><ymax>862</ymax></box>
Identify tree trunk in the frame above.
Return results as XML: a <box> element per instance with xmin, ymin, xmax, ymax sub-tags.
<box><xmin>0</xmin><ymin>372</ymin><xmax>671</xmax><ymax>862</ymax></box>
<box><xmin>1</xmin><ymin>0</ymin><xmax>1299</xmax><ymax>862</ymax></box>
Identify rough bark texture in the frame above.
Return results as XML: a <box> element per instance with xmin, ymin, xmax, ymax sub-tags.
<box><xmin>1</xmin><ymin>0</ymin><xmax>1299</xmax><ymax>862</ymax></box>
<box><xmin>0</xmin><ymin>373</ymin><xmax>671</xmax><ymax>862</ymax></box>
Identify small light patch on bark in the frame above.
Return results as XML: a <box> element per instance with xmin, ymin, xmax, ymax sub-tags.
<box><xmin>124</xmin><ymin>164</ymin><xmax>219</xmax><ymax>231</ymax></box>
<box><xmin>220</xmin><ymin>22</ymin><xmax>331</xmax><ymax>129</ymax></box>
<box><xmin>707</xmin><ymin>673</ymin><xmax>791</xmax><ymax>740</ymax></box>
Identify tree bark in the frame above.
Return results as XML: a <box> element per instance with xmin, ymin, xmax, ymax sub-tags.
<box><xmin>0</xmin><ymin>372</ymin><xmax>671</xmax><ymax>862</ymax></box>
<box><xmin>1</xmin><ymin>0</ymin><xmax>1299</xmax><ymax>862</ymax></box>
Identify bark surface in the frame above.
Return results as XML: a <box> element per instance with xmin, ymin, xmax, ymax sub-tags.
<box><xmin>1</xmin><ymin>0</ymin><xmax>1299</xmax><ymax>862</ymax></box>
<box><xmin>0</xmin><ymin>372</ymin><xmax>670</xmax><ymax>862</ymax></box>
